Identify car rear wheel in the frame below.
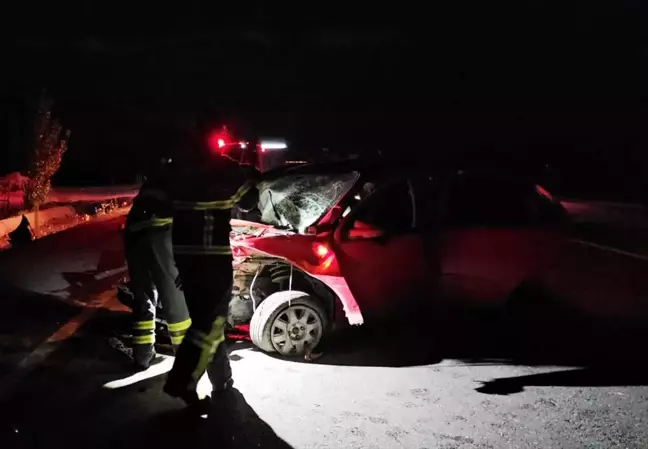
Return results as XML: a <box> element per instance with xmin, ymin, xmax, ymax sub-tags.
<box><xmin>250</xmin><ymin>290</ymin><xmax>328</xmax><ymax>357</ymax></box>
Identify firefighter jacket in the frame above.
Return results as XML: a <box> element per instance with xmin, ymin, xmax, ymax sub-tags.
<box><xmin>169</xmin><ymin>155</ymin><xmax>259</xmax><ymax>256</ymax></box>
<box><xmin>125</xmin><ymin>175</ymin><xmax>174</xmax><ymax>234</ymax></box>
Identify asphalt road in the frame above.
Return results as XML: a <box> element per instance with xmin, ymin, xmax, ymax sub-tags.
<box><xmin>0</xmin><ymin>216</ymin><xmax>646</xmax><ymax>449</ymax></box>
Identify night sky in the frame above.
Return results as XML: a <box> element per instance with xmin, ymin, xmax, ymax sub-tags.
<box><xmin>1</xmin><ymin>2</ymin><xmax>641</xmax><ymax>199</ymax></box>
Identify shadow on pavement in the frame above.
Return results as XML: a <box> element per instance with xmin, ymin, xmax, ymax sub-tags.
<box><xmin>0</xmin><ymin>282</ymin><xmax>79</xmax><ymax>376</ymax></box>
<box><xmin>282</xmin><ymin>292</ymin><xmax>648</xmax><ymax>379</ymax></box>
<box><xmin>54</xmin><ymin>247</ymin><xmax>125</xmax><ymax>298</ymax></box>
<box><xmin>476</xmin><ymin>366</ymin><xmax>648</xmax><ymax>395</ymax></box>
<box><xmin>109</xmin><ymin>388</ymin><xmax>294</xmax><ymax>449</ymax></box>
<box><xmin>0</xmin><ymin>226</ymin><xmax>126</xmax><ymax>380</ymax></box>
<box><xmin>2</xmin><ymin>312</ymin><xmax>292</xmax><ymax>449</ymax></box>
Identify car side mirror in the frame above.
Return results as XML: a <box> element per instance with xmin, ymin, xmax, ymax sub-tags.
<box><xmin>347</xmin><ymin>221</ymin><xmax>388</xmax><ymax>242</ymax></box>
<box><xmin>307</xmin><ymin>222</ymin><xmax>334</xmax><ymax>236</ymax></box>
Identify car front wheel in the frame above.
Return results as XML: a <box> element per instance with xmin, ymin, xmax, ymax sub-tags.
<box><xmin>250</xmin><ymin>290</ymin><xmax>328</xmax><ymax>357</ymax></box>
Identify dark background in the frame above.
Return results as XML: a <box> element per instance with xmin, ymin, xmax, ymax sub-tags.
<box><xmin>0</xmin><ymin>2</ymin><xmax>642</xmax><ymax>200</ymax></box>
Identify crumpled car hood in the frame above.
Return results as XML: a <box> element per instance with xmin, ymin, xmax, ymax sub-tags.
<box><xmin>231</xmin><ymin>218</ymin><xmax>290</xmax><ymax>247</ymax></box>
<box><xmin>256</xmin><ymin>171</ymin><xmax>359</xmax><ymax>234</ymax></box>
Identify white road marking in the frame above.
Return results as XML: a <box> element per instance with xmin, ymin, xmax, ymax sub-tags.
<box><xmin>570</xmin><ymin>239</ymin><xmax>648</xmax><ymax>262</ymax></box>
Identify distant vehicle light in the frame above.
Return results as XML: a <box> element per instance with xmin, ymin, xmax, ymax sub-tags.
<box><xmin>239</xmin><ymin>141</ymin><xmax>247</xmax><ymax>149</ymax></box>
<box><xmin>217</xmin><ymin>138</ymin><xmax>226</xmax><ymax>148</ymax></box>
<box><xmin>259</xmin><ymin>140</ymin><xmax>288</xmax><ymax>151</ymax></box>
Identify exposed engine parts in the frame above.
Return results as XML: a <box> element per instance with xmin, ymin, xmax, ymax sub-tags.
<box><xmin>229</xmin><ymin>257</ymin><xmax>320</xmax><ymax>326</ymax></box>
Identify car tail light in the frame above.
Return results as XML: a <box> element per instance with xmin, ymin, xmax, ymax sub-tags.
<box><xmin>313</xmin><ymin>243</ymin><xmax>330</xmax><ymax>259</ymax></box>
<box><xmin>312</xmin><ymin>242</ymin><xmax>337</xmax><ymax>272</ymax></box>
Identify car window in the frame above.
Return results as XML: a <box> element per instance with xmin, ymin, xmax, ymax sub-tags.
<box><xmin>410</xmin><ymin>174</ymin><xmax>442</xmax><ymax>229</ymax></box>
<box><xmin>350</xmin><ymin>180</ymin><xmax>414</xmax><ymax>233</ymax></box>
<box><xmin>444</xmin><ymin>174</ymin><xmax>536</xmax><ymax>227</ymax></box>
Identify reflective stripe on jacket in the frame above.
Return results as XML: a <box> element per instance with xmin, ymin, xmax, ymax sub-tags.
<box><xmin>126</xmin><ymin>216</ymin><xmax>173</xmax><ymax>233</ymax></box>
<box><xmin>172</xmin><ymin>182</ymin><xmax>254</xmax><ymax>256</ymax></box>
<box><xmin>173</xmin><ymin>182</ymin><xmax>252</xmax><ymax>211</ymax></box>
<box><xmin>126</xmin><ymin>180</ymin><xmax>173</xmax><ymax>234</ymax></box>
<box><xmin>169</xmin><ymin>155</ymin><xmax>259</xmax><ymax>257</ymax></box>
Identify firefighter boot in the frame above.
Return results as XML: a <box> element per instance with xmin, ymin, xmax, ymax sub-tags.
<box><xmin>164</xmin><ymin>352</ymin><xmax>211</xmax><ymax>416</ymax></box>
<box><xmin>208</xmin><ymin>341</ymin><xmax>233</xmax><ymax>395</ymax></box>
<box><xmin>163</xmin><ymin>344</ymin><xmax>202</xmax><ymax>406</ymax></box>
<box><xmin>163</xmin><ymin>379</ymin><xmax>212</xmax><ymax>418</ymax></box>
<box><xmin>132</xmin><ymin>344</ymin><xmax>156</xmax><ymax>370</ymax></box>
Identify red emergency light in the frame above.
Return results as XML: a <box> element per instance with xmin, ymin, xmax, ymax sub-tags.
<box><xmin>208</xmin><ymin>127</ymin><xmax>252</xmax><ymax>156</ymax></box>
<box><xmin>207</xmin><ymin>126</ymin><xmax>232</xmax><ymax>153</ymax></box>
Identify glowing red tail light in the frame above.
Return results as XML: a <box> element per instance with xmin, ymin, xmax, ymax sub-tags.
<box><xmin>312</xmin><ymin>242</ymin><xmax>336</xmax><ymax>271</ymax></box>
<box><xmin>313</xmin><ymin>243</ymin><xmax>330</xmax><ymax>259</ymax></box>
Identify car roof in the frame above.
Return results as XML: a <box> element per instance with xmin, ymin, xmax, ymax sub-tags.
<box><xmin>259</xmin><ymin>156</ymin><xmax>537</xmax><ymax>186</ymax></box>
<box><xmin>260</xmin><ymin>157</ymin><xmax>442</xmax><ymax>180</ymax></box>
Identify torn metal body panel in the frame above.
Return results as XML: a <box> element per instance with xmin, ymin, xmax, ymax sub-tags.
<box><xmin>229</xmin><ymin>219</ymin><xmax>364</xmax><ymax>328</ymax></box>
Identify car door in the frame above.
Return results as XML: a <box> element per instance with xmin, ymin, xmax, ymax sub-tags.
<box><xmin>331</xmin><ymin>177</ymin><xmax>434</xmax><ymax>320</ymax></box>
<box><xmin>437</xmin><ymin>172</ymin><xmax>565</xmax><ymax>305</ymax></box>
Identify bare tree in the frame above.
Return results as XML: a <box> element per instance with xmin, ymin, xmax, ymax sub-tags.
<box><xmin>24</xmin><ymin>93</ymin><xmax>71</xmax><ymax>236</ymax></box>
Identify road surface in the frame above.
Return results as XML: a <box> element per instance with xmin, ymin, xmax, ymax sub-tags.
<box><xmin>0</xmin><ymin>216</ymin><xmax>646</xmax><ymax>449</ymax></box>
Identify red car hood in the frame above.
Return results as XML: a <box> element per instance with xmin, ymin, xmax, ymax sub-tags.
<box><xmin>230</xmin><ymin>219</ymin><xmax>336</xmax><ymax>275</ymax></box>
<box><xmin>230</xmin><ymin>219</ymin><xmax>293</xmax><ymax>258</ymax></box>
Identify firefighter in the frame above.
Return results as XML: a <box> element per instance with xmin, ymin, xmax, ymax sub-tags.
<box><xmin>123</xmin><ymin>157</ymin><xmax>192</xmax><ymax>370</ymax></box>
<box><xmin>162</xmin><ymin>127</ymin><xmax>259</xmax><ymax>409</ymax></box>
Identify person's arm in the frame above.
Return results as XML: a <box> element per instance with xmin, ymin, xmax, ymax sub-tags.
<box><xmin>137</xmin><ymin>176</ymin><xmax>169</xmax><ymax>203</ymax></box>
<box><xmin>234</xmin><ymin>166</ymin><xmax>260</xmax><ymax>213</ymax></box>
<box><xmin>236</xmin><ymin>184</ymin><xmax>258</xmax><ymax>213</ymax></box>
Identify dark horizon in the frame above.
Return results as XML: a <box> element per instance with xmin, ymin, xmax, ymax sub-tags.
<box><xmin>1</xmin><ymin>3</ymin><xmax>640</xmax><ymax>199</ymax></box>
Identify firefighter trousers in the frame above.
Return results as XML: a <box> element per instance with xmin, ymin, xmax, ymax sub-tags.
<box><xmin>165</xmin><ymin>254</ymin><xmax>233</xmax><ymax>398</ymax></box>
<box><xmin>124</xmin><ymin>226</ymin><xmax>191</xmax><ymax>367</ymax></box>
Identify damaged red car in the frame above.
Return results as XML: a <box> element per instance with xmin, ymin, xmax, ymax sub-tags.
<box><xmin>229</xmin><ymin>161</ymin><xmax>568</xmax><ymax>357</ymax></box>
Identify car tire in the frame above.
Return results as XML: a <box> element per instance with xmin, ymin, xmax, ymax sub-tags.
<box><xmin>250</xmin><ymin>290</ymin><xmax>328</xmax><ymax>357</ymax></box>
